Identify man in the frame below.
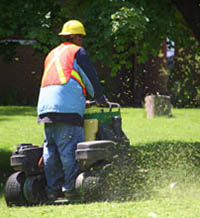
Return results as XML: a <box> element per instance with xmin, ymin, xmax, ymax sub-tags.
<box><xmin>37</xmin><ymin>20</ymin><xmax>107</xmax><ymax>200</ymax></box>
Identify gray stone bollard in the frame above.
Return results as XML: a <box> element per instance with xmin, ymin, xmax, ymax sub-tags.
<box><xmin>144</xmin><ymin>95</ymin><xmax>172</xmax><ymax>118</ymax></box>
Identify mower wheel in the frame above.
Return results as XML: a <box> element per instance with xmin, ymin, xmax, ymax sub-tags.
<box><xmin>5</xmin><ymin>171</ymin><xmax>27</xmax><ymax>207</ymax></box>
<box><xmin>23</xmin><ymin>175</ymin><xmax>46</xmax><ymax>205</ymax></box>
<box><xmin>75</xmin><ymin>172</ymin><xmax>102</xmax><ymax>202</ymax></box>
<box><xmin>82</xmin><ymin>175</ymin><xmax>103</xmax><ymax>202</ymax></box>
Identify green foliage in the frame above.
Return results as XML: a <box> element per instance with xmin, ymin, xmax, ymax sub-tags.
<box><xmin>80</xmin><ymin>0</ymin><xmax>200</xmax><ymax>107</ymax></box>
<box><xmin>110</xmin><ymin>6</ymin><xmax>148</xmax><ymax>74</ymax></box>
<box><xmin>82</xmin><ymin>0</ymin><xmax>194</xmax><ymax>75</ymax></box>
<box><xmin>0</xmin><ymin>0</ymin><xmax>196</xmax><ymax>65</ymax></box>
<box><xmin>0</xmin><ymin>0</ymin><xmax>62</xmax><ymax>56</ymax></box>
<box><xmin>168</xmin><ymin>44</ymin><xmax>200</xmax><ymax>108</ymax></box>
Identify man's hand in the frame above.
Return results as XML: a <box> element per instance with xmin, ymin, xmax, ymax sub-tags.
<box><xmin>86</xmin><ymin>97</ymin><xmax>109</xmax><ymax>108</ymax></box>
<box><xmin>86</xmin><ymin>100</ymin><xmax>96</xmax><ymax>108</ymax></box>
<box><xmin>38</xmin><ymin>157</ymin><xmax>44</xmax><ymax>168</ymax></box>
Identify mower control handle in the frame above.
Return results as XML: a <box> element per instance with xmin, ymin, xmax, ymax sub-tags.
<box><xmin>107</xmin><ymin>101</ymin><xmax>120</xmax><ymax>112</ymax></box>
<box><xmin>87</xmin><ymin>100</ymin><xmax>120</xmax><ymax>112</ymax></box>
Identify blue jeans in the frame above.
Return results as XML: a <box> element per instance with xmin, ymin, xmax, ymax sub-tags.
<box><xmin>43</xmin><ymin>123</ymin><xmax>84</xmax><ymax>195</ymax></box>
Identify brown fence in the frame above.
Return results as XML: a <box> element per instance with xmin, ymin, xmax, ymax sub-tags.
<box><xmin>0</xmin><ymin>45</ymin><xmax>45</xmax><ymax>105</ymax></box>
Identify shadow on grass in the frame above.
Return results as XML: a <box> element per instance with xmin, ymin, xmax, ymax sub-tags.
<box><xmin>0</xmin><ymin>149</ymin><xmax>14</xmax><ymax>196</ymax></box>
<box><xmin>96</xmin><ymin>140</ymin><xmax>200</xmax><ymax>202</ymax></box>
<box><xmin>0</xmin><ymin>106</ymin><xmax>36</xmax><ymax>117</ymax></box>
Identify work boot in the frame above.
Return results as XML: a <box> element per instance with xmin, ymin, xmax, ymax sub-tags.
<box><xmin>42</xmin><ymin>190</ymin><xmax>64</xmax><ymax>205</ymax></box>
<box><xmin>63</xmin><ymin>189</ymin><xmax>82</xmax><ymax>203</ymax></box>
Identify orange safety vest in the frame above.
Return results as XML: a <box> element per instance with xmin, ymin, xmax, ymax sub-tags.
<box><xmin>41</xmin><ymin>42</ymin><xmax>86</xmax><ymax>96</ymax></box>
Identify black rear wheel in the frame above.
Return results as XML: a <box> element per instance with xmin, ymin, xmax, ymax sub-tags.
<box><xmin>5</xmin><ymin>171</ymin><xmax>27</xmax><ymax>207</ymax></box>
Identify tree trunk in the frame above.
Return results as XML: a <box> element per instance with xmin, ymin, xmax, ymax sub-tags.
<box><xmin>171</xmin><ymin>0</ymin><xmax>200</xmax><ymax>41</ymax></box>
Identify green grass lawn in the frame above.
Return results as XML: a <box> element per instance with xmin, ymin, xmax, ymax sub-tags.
<box><xmin>0</xmin><ymin>106</ymin><xmax>200</xmax><ymax>218</ymax></box>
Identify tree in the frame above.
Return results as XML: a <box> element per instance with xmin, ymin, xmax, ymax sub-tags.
<box><xmin>0</xmin><ymin>0</ymin><xmax>199</xmax><ymax>106</ymax></box>
<box><xmin>170</xmin><ymin>0</ymin><xmax>200</xmax><ymax>107</ymax></box>
<box><xmin>0</xmin><ymin>0</ymin><xmax>195</xmax><ymax>65</ymax></box>
<box><xmin>171</xmin><ymin>0</ymin><xmax>200</xmax><ymax>41</ymax></box>
<box><xmin>79</xmin><ymin>0</ymin><xmax>198</xmax><ymax>105</ymax></box>
<box><xmin>0</xmin><ymin>0</ymin><xmax>63</xmax><ymax>61</ymax></box>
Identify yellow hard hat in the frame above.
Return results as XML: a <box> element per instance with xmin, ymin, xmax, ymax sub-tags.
<box><xmin>59</xmin><ymin>20</ymin><xmax>86</xmax><ymax>36</ymax></box>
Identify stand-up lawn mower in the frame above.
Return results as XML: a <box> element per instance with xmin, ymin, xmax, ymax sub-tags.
<box><xmin>4</xmin><ymin>102</ymin><xmax>129</xmax><ymax>206</ymax></box>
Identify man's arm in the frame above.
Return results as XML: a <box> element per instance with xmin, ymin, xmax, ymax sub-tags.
<box><xmin>76</xmin><ymin>48</ymin><xmax>107</xmax><ymax>104</ymax></box>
